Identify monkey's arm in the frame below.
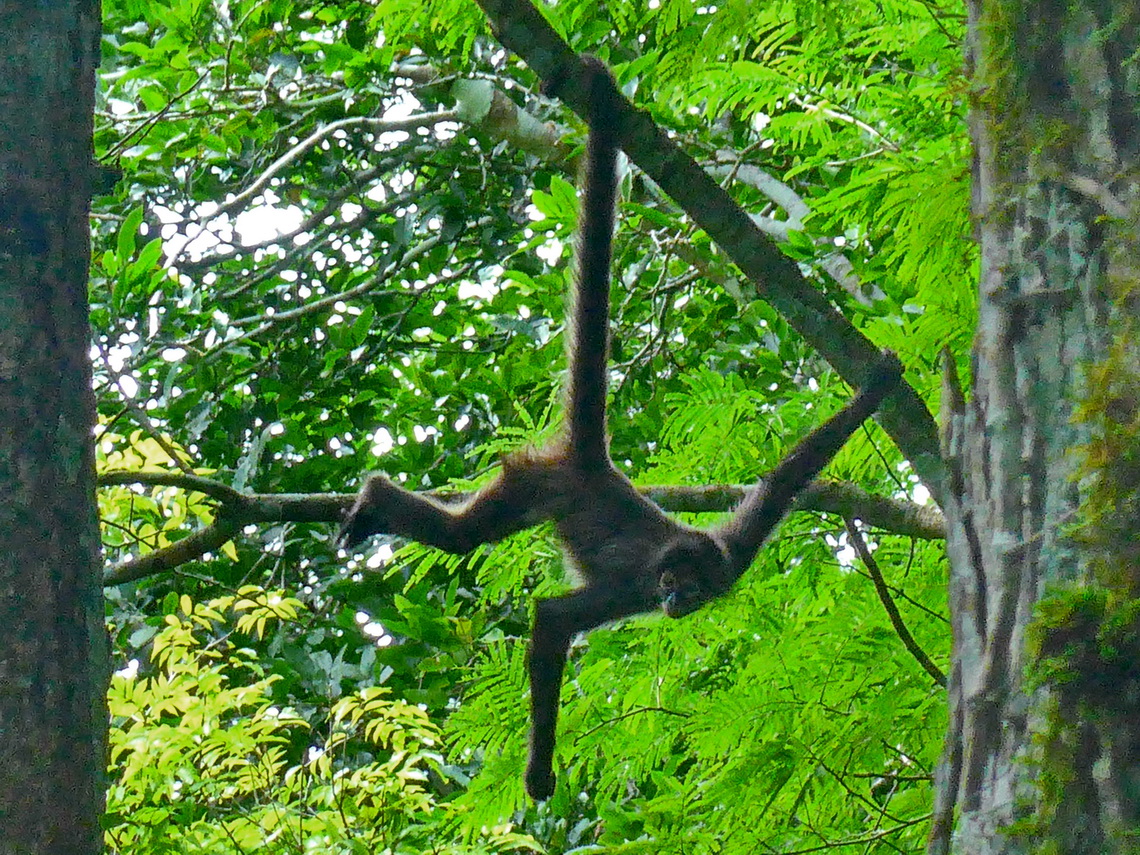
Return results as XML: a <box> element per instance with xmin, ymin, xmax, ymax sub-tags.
<box><xmin>526</xmin><ymin>582</ymin><xmax>651</xmax><ymax>800</ymax></box>
<box><xmin>339</xmin><ymin>464</ymin><xmax>550</xmax><ymax>552</ymax></box>
<box><xmin>715</xmin><ymin>351</ymin><xmax>903</xmax><ymax>573</ymax></box>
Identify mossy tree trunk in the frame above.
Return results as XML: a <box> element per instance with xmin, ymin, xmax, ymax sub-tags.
<box><xmin>932</xmin><ymin>2</ymin><xmax>1140</xmax><ymax>853</ymax></box>
<box><xmin>0</xmin><ymin>1</ymin><xmax>107</xmax><ymax>853</ymax></box>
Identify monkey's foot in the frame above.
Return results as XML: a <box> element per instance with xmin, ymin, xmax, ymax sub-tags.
<box><xmin>338</xmin><ymin>474</ymin><xmax>400</xmax><ymax>548</ymax></box>
<box><xmin>525</xmin><ymin>759</ymin><xmax>556</xmax><ymax>801</ymax></box>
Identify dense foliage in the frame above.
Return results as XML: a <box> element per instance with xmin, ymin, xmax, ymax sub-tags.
<box><xmin>96</xmin><ymin>0</ymin><xmax>968</xmax><ymax>851</ymax></box>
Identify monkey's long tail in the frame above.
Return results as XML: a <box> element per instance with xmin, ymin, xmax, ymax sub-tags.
<box><xmin>565</xmin><ymin>57</ymin><xmax>620</xmax><ymax>468</ymax></box>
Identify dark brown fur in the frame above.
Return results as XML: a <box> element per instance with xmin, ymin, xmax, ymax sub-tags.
<box><xmin>340</xmin><ymin>57</ymin><xmax>903</xmax><ymax>800</ymax></box>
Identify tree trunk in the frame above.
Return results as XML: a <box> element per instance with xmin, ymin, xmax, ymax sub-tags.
<box><xmin>0</xmin><ymin>2</ymin><xmax>107</xmax><ymax>853</ymax></box>
<box><xmin>932</xmin><ymin>3</ymin><xmax>1140</xmax><ymax>853</ymax></box>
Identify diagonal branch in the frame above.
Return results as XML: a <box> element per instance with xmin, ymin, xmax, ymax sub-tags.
<box><xmin>845</xmin><ymin>518</ymin><xmax>946</xmax><ymax>686</ymax></box>
<box><xmin>471</xmin><ymin>0</ymin><xmax>945</xmax><ymax>502</ymax></box>
<box><xmin>107</xmin><ymin>517</ymin><xmax>243</xmax><ymax>586</ymax></box>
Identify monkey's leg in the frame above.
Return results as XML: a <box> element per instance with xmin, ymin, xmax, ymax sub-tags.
<box><xmin>340</xmin><ymin>462</ymin><xmax>547</xmax><ymax>552</ymax></box>
<box><xmin>526</xmin><ymin>585</ymin><xmax>644</xmax><ymax>800</ymax></box>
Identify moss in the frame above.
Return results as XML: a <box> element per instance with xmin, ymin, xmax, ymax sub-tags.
<box><xmin>1017</xmin><ymin>587</ymin><xmax>1140</xmax><ymax>851</ymax></box>
<box><xmin>1028</xmin><ymin>587</ymin><xmax>1140</xmax><ymax>708</ymax></box>
<box><xmin>974</xmin><ymin>0</ymin><xmax>1133</xmax><ymax>192</ymax></box>
<box><xmin>1019</xmin><ymin>203</ymin><xmax>1140</xmax><ymax>851</ymax></box>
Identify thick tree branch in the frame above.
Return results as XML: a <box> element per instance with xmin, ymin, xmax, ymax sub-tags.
<box><xmin>99</xmin><ymin>470</ymin><xmax>944</xmax><ymax>585</ymax></box>
<box><xmin>845</xmin><ymin>518</ymin><xmax>946</xmax><ymax>687</ymax></box>
<box><xmin>470</xmin><ymin>0</ymin><xmax>945</xmax><ymax>502</ymax></box>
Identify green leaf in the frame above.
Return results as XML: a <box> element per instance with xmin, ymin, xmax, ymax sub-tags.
<box><xmin>116</xmin><ymin>207</ymin><xmax>143</xmax><ymax>262</ymax></box>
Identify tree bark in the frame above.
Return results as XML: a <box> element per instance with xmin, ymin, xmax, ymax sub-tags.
<box><xmin>0</xmin><ymin>2</ymin><xmax>107</xmax><ymax>853</ymax></box>
<box><xmin>932</xmin><ymin>3</ymin><xmax>1140</xmax><ymax>853</ymax></box>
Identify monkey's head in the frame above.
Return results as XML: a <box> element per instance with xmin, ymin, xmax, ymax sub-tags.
<box><xmin>654</xmin><ymin>533</ymin><xmax>733</xmax><ymax>618</ymax></box>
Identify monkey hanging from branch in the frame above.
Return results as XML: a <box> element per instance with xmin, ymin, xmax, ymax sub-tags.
<box><xmin>340</xmin><ymin>57</ymin><xmax>904</xmax><ymax>801</ymax></box>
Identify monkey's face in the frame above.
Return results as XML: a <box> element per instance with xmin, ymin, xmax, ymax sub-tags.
<box><xmin>655</xmin><ymin>535</ymin><xmax>731</xmax><ymax>618</ymax></box>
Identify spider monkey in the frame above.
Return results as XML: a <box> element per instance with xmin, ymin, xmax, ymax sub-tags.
<box><xmin>339</xmin><ymin>57</ymin><xmax>903</xmax><ymax>801</ymax></box>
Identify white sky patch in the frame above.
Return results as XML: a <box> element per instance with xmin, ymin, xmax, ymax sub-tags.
<box><xmin>374</xmin><ymin>93</ymin><xmax>422</xmax><ymax>149</ymax></box>
<box><xmin>366</xmin><ymin>544</ymin><xmax>393</xmax><ymax>567</ymax></box>
<box><xmin>370</xmin><ymin>427</ymin><xmax>394</xmax><ymax>455</ymax></box>
<box><xmin>355</xmin><ymin>610</ymin><xmax>394</xmax><ymax>646</ymax></box>
<box><xmin>107</xmin><ymin>98</ymin><xmax>135</xmax><ymax>116</ymax></box>
<box><xmin>458</xmin><ymin>278</ymin><xmax>499</xmax><ymax>300</ymax></box>
<box><xmin>100</xmin><ymin>340</ymin><xmax>134</xmax><ymax>372</ymax></box>
<box><xmin>434</xmin><ymin>120</ymin><xmax>460</xmax><ymax>141</ymax></box>
<box><xmin>152</xmin><ymin>193</ymin><xmax>306</xmax><ymax>264</ymax></box>
<box><xmin>117</xmin><ymin>374</ymin><xmax>139</xmax><ymax>398</ymax></box>
<box><xmin>535</xmin><ymin>237</ymin><xmax>563</xmax><ymax>266</ymax></box>
<box><xmin>829</xmin><ymin>531</ymin><xmax>855</xmax><ymax>567</ymax></box>
<box><xmin>144</xmin><ymin>87</ymin><xmax>432</xmax><ymax>272</ymax></box>
<box><xmin>392</xmin><ymin>170</ymin><xmax>417</xmax><ymax>193</ymax></box>
<box><xmin>365</xmin><ymin>182</ymin><xmax>389</xmax><ymax>204</ymax></box>
<box><xmin>234</xmin><ymin>196</ymin><xmax>305</xmax><ymax>244</ymax></box>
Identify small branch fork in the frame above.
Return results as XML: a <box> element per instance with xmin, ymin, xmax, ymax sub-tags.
<box><xmin>844</xmin><ymin>518</ymin><xmax>947</xmax><ymax>687</ymax></box>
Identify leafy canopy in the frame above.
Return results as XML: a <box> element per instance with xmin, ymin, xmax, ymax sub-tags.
<box><xmin>96</xmin><ymin>0</ymin><xmax>964</xmax><ymax>850</ymax></box>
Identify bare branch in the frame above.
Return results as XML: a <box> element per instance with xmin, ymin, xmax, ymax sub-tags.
<box><xmin>203</xmin><ymin>110</ymin><xmax>458</xmax><ymax>225</ymax></box>
<box><xmin>105</xmin><ymin>518</ymin><xmax>241</xmax><ymax>585</ymax></box>
<box><xmin>774</xmin><ymin>814</ymin><xmax>933</xmax><ymax>854</ymax></box>
<box><xmin>845</xmin><ymin>518</ymin><xmax>947</xmax><ymax>686</ymax></box>
<box><xmin>99</xmin><ymin>469</ymin><xmax>943</xmax><ymax>585</ymax></box>
<box><xmin>709</xmin><ymin>156</ymin><xmax>882</xmax><ymax>304</ymax></box>
<box><xmin>99</xmin><ymin>470</ymin><xmax>247</xmax><ymax>504</ymax></box>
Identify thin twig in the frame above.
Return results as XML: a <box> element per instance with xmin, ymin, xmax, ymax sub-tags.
<box><xmin>845</xmin><ymin>519</ymin><xmax>946</xmax><ymax>687</ymax></box>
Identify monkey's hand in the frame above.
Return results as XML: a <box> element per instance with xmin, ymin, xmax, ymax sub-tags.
<box><xmin>541</xmin><ymin>55</ymin><xmax>620</xmax><ymax>122</ymax></box>
<box><xmin>338</xmin><ymin>474</ymin><xmax>401</xmax><ymax>549</ymax></box>
<box><xmin>861</xmin><ymin>350</ymin><xmax>904</xmax><ymax>399</ymax></box>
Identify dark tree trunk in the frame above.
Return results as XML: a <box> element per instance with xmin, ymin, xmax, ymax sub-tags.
<box><xmin>0</xmin><ymin>2</ymin><xmax>107</xmax><ymax>853</ymax></box>
<box><xmin>932</xmin><ymin>2</ymin><xmax>1140</xmax><ymax>853</ymax></box>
